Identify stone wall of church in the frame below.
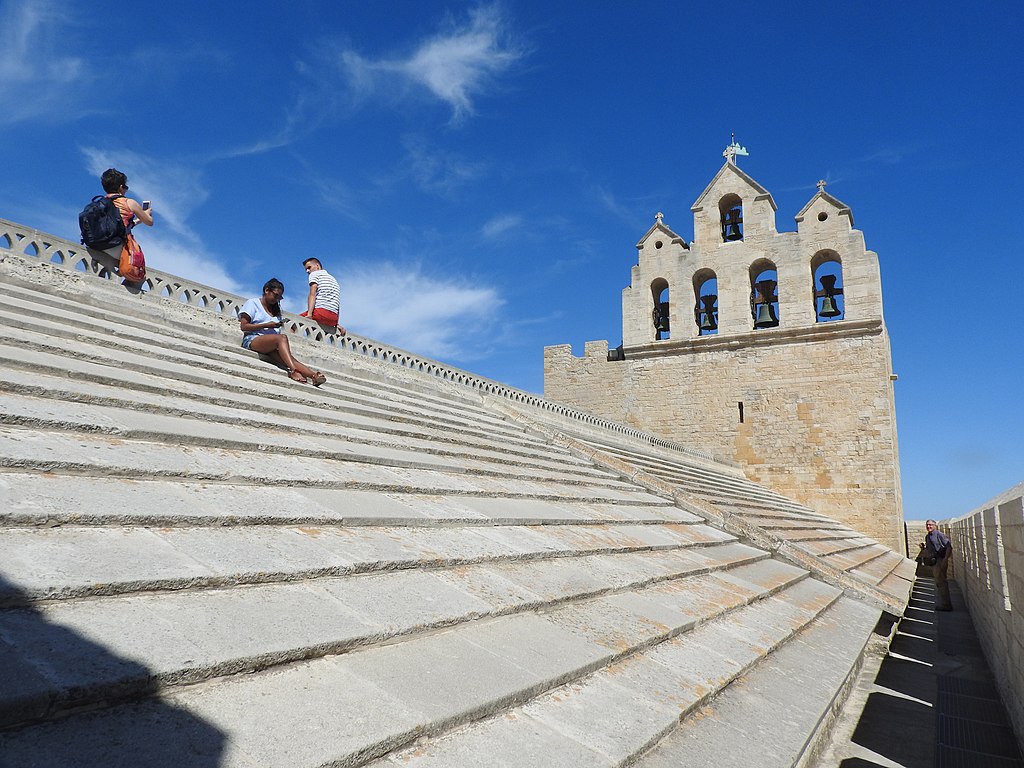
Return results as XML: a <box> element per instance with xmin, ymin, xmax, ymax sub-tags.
<box><xmin>544</xmin><ymin>322</ymin><xmax>904</xmax><ymax>550</ymax></box>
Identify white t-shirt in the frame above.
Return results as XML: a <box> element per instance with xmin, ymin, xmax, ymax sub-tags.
<box><xmin>308</xmin><ymin>269</ymin><xmax>340</xmax><ymax>314</ymax></box>
<box><xmin>240</xmin><ymin>297</ymin><xmax>281</xmax><ymax>345</ymax></box>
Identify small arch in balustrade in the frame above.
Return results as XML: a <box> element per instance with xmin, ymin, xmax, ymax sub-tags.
<box><xmin>0</xmin><ymin>234</ymin><xmax>11</xmax><ymax>250</ymax></box>
<box><xmin>198</xmin><ymin>296</ymin><xmax>209</xmax><ymax>308</ymax></box>
<box><xmin>73</xmin><ymin>257</ymin><xmax>88</xmax><ymax>273</ymax></box>
<box><xmin>49</xmin><ymin>250</ymin><xmax>66</xmax><ymax>265</ymax></box>
<box><xmin>162</xmin><ymin>285</ymin><xmax>174</xmax><ymax>298</ymax></box>
<box><xmin>22</xmin><ymin>241</ymin><xmax>40</xmax><ymax>257</ymax></box>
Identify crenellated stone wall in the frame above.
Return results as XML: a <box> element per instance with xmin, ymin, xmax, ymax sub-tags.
<box><xmin>944</xmin><ymin>484</ymin><xmax>1024</xmax><ymax>754</ymax></box>
<box><xmin>545</xmin><ymin>319</ymin><xmax>902</xmax><ymax>548</ymax></box>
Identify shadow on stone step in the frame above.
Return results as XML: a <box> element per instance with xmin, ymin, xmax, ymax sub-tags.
<box><xmin>0</xmin><ymin>574</ymin><xmax>226</xmax><ymax>767</ymax></box>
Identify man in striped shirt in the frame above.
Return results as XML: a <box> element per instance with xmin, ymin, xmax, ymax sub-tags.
<box><xmin>301</xmin><ymin>257</ymin><xmax>344</xmax><ymax>335</ymax></box>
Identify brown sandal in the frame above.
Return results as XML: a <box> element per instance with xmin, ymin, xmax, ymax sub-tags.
<box><xmin>288</xmin><ymin>369</ymin><xmax>308</xmax><ymax>383</ymax></box>
<box><xmin>310</xmin><ymin>372</ymin><xmax>327</xmax><ymax>387</ymax></box>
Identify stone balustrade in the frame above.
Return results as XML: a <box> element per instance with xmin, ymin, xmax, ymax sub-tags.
<box><xmin>944</xmin><ymin>482</ymin><xmax>1024</xmax><ymax>753</ymax></box>
<box><xmin>0</xmin><ymin>216</ymin><xmax>716</xmax><ymax>464</ymax></box>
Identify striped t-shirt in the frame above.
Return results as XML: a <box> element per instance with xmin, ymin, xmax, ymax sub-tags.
<box><xmin>309</xmin><ymin>269</ymin><xmax>340</xmax><ymax>314</ymax></box>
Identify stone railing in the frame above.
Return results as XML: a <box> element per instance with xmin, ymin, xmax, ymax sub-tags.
<box><xmin>0</xmin><ymin>217</ymin><xmax>718</xmax><ymax>465</ymax></box>
<box><xmin>944</xmin><ymin>482</ymin><xmax>1024</xmax><ymax>752</ymax></box>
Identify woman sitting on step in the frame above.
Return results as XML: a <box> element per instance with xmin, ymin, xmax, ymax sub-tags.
<box><xmin>239</xmin><ymin>278</ymin><xmax>327</xmax><ymax>386</ymax></box>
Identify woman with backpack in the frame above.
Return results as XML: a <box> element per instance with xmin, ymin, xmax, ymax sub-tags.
<box><xmin>97</xmin><ymin>168</ymin><xmax>153</xmax><ymax>282</ymax></box>
<box><xmin>239</xmin><ymin>278</ymin><xmax>327</xmax><ymax>386</ymax></box>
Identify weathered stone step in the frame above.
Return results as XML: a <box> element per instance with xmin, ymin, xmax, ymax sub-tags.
<box><xmin>0</xmin><ymin>391</ymin><xmax>616</xmax><ymax>484</ymax></box>
<box><xmin>849</xmin><ymin>548</ymin><xmax>914</xmax><ymax>589</ymax></box>
<box><xmin>634</xmin><ymin>594</ymin><xmax>880</xmax><ymax>767</ymax></box>
<box><xmin>799</xmin><ymin>537</ymin><xmax>878</xmax><ymax>555</ymax></box>
<box><xmin>0</xmin><ymin>366</ymin><xmax>585</xmax><ymax>471</ymax></box>
<box><xmin>0</xmin><ymin>520</ymin><xmax>737</xmax><ymax>605</ymax></box>
<box><xmin>0</xmin><ymin>426</ymin><xmax>643</xmax><ymax>498</ymax></box>
<box><xmin>824</xmin><ymin>542</ymin><xmax>892</xmax><ymax>573</ymax></box>
<box><xmin>0</xmin><ymin>559</ymin><xmax>815</xmax><ymax>767</ymax></box>
<box><xmin>367</xmin><ymin>576</ymin><xmax>843</xmax><ymax>767</ymax></box>
<box><xmin>0</xmin><ymin>348</ymin><xmax>555</xmax><ymax>469</ymax></box>
<box><xmin>0</xmin><ymin>473</ymin><xmax>683</xmax><ymax>528</ymax></box>
<box><xmin>2</xmin><ymin>330</ymin><xmax>531</xmax><ymax>448</ymax></box>
<box><xmin>0</xmin><ymin>544</ymin><xmax>772</xmax><ymax>729</ymax></box>
<box><xmin>580</xmin><ymin>440</ymin><xmax>812</xmax><ymax>509</ymax></box>
<box><xmin>742</xmin><ymin>513</ymin><xmax>854</xmax><ymax>530</ymax></box>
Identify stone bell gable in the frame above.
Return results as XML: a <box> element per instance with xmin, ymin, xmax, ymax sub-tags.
<box><xmin>545</xmin><ymin>146</ymin><xmax>904</xmax><ymax>549</ymax></box>
<box><xmin>623</xmin><ymin>215</ymin><xmax>689</xmax><ymax>347</ymax></box>
<box><xmin>691</xmin><ymin>159</ymin><xmax>778</xmax><ymax>245</ymax></box>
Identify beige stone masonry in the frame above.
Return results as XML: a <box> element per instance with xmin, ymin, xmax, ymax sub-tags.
<box><xmin>546</xmin><ymin>159</ymin><xmax>904</xmax><ymax>550</ymax></box>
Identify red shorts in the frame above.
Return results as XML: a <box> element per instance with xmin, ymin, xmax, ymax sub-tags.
<box><xmin>300</xmin><ymin>308</ymin><xmax>339</xmax><ymax>326</ymax></box>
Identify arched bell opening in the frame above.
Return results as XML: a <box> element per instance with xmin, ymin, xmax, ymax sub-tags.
<box><xmin>651</xmin><ymin>278</ymin><xmax>670</xmax><ymax>341</ymax></box>
<box><xmin>812</xmin><ymin>250</ymin><xmax>845</xmax><ymax>322</ymax></box>
<box><xmin>692</xmin><ymin>269</ymin><xmax>718</xmax><ymax>336</ymax></box>
<box><xmin>719</xmin><ymin>194</ymin><xmax>744</xmax><ymax>242</ymax></box>
<box><xmin>749</xmin><ymin>260</ymin><xmax>780</xmax><ymax>329</ymax></box>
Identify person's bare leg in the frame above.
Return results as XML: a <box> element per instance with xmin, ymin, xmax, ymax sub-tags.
<box><xmin>248</xmin><ymin>335</ymin><xmax>317</xmax><ymax>380</ymax></box>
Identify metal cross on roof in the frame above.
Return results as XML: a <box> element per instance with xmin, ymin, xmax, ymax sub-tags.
<box><xmin>723</xmin><ymin>133</ymin><xmax>749</xmax><ymax>165</ymax></box>
<box><xmin>817</xmin><ymin>179</ymin><xmax>827</xmax><ymax>191</ymax></box>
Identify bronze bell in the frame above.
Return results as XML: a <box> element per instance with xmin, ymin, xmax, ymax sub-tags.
<box><xmin>698</xmin><ymin>295</ymin><xmax>718</xmax><ymax>331</ymax></box>
<box><xmin>653</xmin><ymin>302</ymin><xmax>670</xmax><ymax>333</ymax></box>
<box><xmin>722</xmin><ymin>210</ymin><xmax>743</xmax><ymax>241</ymax></box>
<box><xmin>817</xmin><ymin>274</ymin><xmax>843</xmax><ymax>318</ymax></box>
<box><xmin>752</xmin><ymin>280</ymin><xmax>779</xmax><ymax>328</ymax></box>
<box><xmin>753</xmin><ymin>302</ymin><xmax>777</xmax><ymax>328</ymax></box>
<box><xmin>819</xmin><ymin>296</ymin><xmax>841</xmax><ymax>318</ymax></box>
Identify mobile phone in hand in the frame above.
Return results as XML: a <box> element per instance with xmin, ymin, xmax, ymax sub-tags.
<box><xmin>142</xmin><ymin>200</ymin><xmax>151</xmax><ymax>210</ymax></box>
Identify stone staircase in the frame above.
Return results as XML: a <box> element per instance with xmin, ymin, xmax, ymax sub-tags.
<box><xmin>501</xmin><ymin>417</ymin><xmax>917</xmax><ymax>613</ymax></box>
<box><xmin>0</xmin><ymin>243</ymin><xmax>910</xmax><ymax>767</ymax></box>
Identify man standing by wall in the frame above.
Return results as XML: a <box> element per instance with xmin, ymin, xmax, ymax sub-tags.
<box><xmin>301</xmin><ymin>257</ymin><xmax>344</xmax><ymax>335</ymax></box>
<box><xmin>925</xmin><ymin>519</ymin><xmax>953</xmax><ymax>611</ymax></box>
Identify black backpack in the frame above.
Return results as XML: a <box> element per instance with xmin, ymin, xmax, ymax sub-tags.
<box><xmin>79</xmin><ymin>194</ymin><xmax>127</xmax><ymax>250</ymax></box>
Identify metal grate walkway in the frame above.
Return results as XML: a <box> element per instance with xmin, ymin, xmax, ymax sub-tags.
<box><xmin>823</xmin><ymin>576</ymin><xmax>1023</xmax><ymax>767</ymax></box>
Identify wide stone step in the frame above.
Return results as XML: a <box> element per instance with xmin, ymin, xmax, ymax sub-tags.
<box><xmin>0</xmin><ymin>473</ymin><xmax>683</xmax><ymax>528</ymax></box>
<box><xmin>2</xmin><ymin>330</ymin><xmax>531</xmax><ymax>448</ymax></box>
<box><xmin>0</xmin><ymin>544</ymin><xmax>771</xmax><ymax>729</ymax></box>
<box><xmin>0</xmin><ymin>366</ymin><xmax>589</xmax><ymax>473</ymax></box>
<box><xmin>0</xmin><ymin>391</ymin><xmax>617</xmax><ymax>485</ymax></box>
<box><xmin>0</xmin><ymin>520</ymin><xmax>737</xmax><ymax>604</ymax></box>
<box><xmin>366</xmin><ymin>576</ymin><xmax>844</xmax><ymax>767</ymax></box>
<box><xmin>824</xmin><ymin>542</ymin><xmax>892</xmax><ymax>572</ymax></box>
<box><xmin>0</xmin><ymin>427</ymin><xmax>646</xmax><ymax>499</ymax></box>
<box><xmin>0</xmin><ymin>559</ymin><xmax>815</xmax><ymax>767</ymax></box>
<box><xmin>581</xmin><ymin>441</ymin><xmax>813</xmax><ymax>510</ymax></box>
<box><xmin>0</xmin><ymin>348</ymin><xmax>553</xmax><ymax>469</ymax></box>
<box><xmin>634</xmin><ymin>594</ymin><xmax>880</xmax><ymax>767</ymax></box>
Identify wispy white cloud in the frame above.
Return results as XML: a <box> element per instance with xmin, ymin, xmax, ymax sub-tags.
<box><xmin>481</xmin><ymin>213</ymin><xmax>522</xmax><ymax>239</ymax></box>
<box><xmin>338</xmin><ymin>261</ymin><xmax>503</xmax><ymax>359</ymax></box>
<box><xmin>80</xmin><ymin>147</ymin><xmax>242</xmax><ymax>293</ymax></box>
<box><xmin>218</xmin><ymin>90</ymin><xmax>326</xmax><ymax>159</ymax></box>
<box><xmin>403</xmin><ymin>135</ymin><xmax>486</xmax><ymax>194</ymax></box>
<box><xmin>338</xmin><ymin>4</ymin><xmax>525</xmax><ymax>122</ymax></box>
<box><xmin>0</xmin><ymin>1</ymin><xmax>92</xmax><ymax>125</ymax></box>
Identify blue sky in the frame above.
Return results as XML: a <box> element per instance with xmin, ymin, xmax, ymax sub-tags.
<box><xmin>1</xmin><ymin>0</ymin><xmax>1020</xmax><ymax>521</ymax></box>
